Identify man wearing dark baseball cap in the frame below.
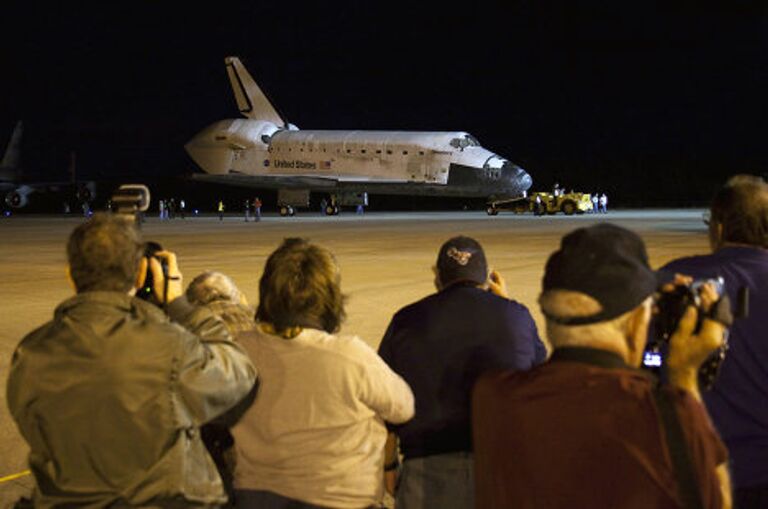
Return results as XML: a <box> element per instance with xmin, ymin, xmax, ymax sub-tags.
<box><xmin>378</xmin><ymin>235</ymin><xmax>546</xmax><ymax>509</ymax></box>
<box><xmin>473</xmin><ymin>223</ymin><xmax>732</xmax><ymax>509</ymax></box>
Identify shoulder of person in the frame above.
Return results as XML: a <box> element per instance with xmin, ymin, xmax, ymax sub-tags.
<box><xmin>473</xmin><ymin>367</ymin><xmax>533</xmax><ymax>400</ymax></box>
<box><xmin>323</xmin><ymin>331</ymin><xmax>373</xmax><ymax>351</ymax></box>
<box><xmin>660</xmin><ymin>253</ymin><xmax>723</xmax><ymax>276</ymax></box>
<box><xmin>488</xmin><ymin>292</ymin><xmax>535</xmax><ymax>316</ymax></box>
<box><xmin>317</xmin><ymin>331</ymin><xmax>385</xmax><ymax>364</ymax></box>
<box><xmin>10</xmin><ymin>320</ymin><xmax>56</xmax><ymax>364</ymax></box>
<box><xmin>131</xmin><ymin>297</ymin><xmax>235</xmax><ymax>349</ymax></box>
<box><xmin>389</xmin><ymin>291</ymin><xmax>442</xmax><ymax>320</ymax></box>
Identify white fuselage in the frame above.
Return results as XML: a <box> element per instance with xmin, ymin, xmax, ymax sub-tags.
<box><xmin>185</xmin><ymin>119</ymin><xmax>526</xmax><ymax>196</ymax></box>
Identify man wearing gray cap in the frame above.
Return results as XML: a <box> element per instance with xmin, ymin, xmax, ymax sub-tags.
<box><xmin>378</xmin><ymin>235</ymin><xmax>546</xmax><ymax>509</ymax></box>
<box><xmin>472</xmin><ymin>223</ymin><xmax>732</xmax><ymax>509</ymax></box>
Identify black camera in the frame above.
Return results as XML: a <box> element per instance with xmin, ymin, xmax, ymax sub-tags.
<box><xmin>643</xmin><ymin>277</ymin><xmax>733</xmax><ymax>389</ymax></box>
<box><xmin>136</xmin><ymin>241</ymin><xmax>168</xmax><ymax>302</ymax></box>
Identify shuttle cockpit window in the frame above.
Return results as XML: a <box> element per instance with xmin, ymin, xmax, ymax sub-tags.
<box><xmin>450</xmin><ymin>135</ymin><xmax>480</xmax><ymax>150</ymax></box>
<box><xmin>465</xmin><ymin>134</ymin><xmax>480</xmax><ymax>146</ymax></box>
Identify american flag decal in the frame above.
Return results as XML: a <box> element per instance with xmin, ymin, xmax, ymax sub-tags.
<box><xmin>320</xmin><ymin>160</ymin><xmax>332</xmax><ymax>170</ymax></box>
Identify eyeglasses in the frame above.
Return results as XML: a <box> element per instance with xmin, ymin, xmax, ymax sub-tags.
<box><xmin>702</xmin><ymin>211</ymin><xmax>711</xmax><ymax>226</ymax></box>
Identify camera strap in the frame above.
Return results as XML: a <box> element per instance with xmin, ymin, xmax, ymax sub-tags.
<box><xmin>162</xmin><ymin>275</ymin><xmax>169</xmax><ymax>313</ymax></box>
<box><xmin>654</xmin><ymin>386</ymin><xmax>704</xmax><ymax>509</ymax></box>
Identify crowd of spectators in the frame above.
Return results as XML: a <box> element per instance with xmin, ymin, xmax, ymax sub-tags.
<box><xmin>6</xmin><ymin>174</ymin><xmax>767</xmax><ymax>508</ymax></box>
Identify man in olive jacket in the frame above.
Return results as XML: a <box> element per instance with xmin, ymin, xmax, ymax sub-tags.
<box><xmin>6</xmin><ymin>213</ymin><xmax>257</xmax><ymax>508</ymax></box>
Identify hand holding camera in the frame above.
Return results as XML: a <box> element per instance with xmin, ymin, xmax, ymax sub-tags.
<box><xmin>645</xmin><ymin>275</ymin><xmax>735</xmax><ymax>395</ymax></box>
<box><xmin>148</xmin><ymin>250</ymin><xmax>183</xmax><ymax>304</ymax></box>
<box><xmin>666</xmin><ymin>300</ymin><xmax>727</xmax><ymax>397</ymax></box>
<box><xmin>487</xmin><ymin>269</ymin><xmax>509</xmax><ymax>299</ymax></box>
<box><xmin>137</xmin><ymin>242</ymin><xmax>183</xmax><ymax>306</ymax></box>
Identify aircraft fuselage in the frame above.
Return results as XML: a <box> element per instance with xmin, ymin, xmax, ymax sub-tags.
<box><xmin>185</xmin><ymin>119</ymin><xmax>531</xmax><ymax>199</ymax></box>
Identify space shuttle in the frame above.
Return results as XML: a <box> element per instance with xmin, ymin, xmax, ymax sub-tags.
<box><xmin>0</xmin><ymin>121</ymin><xmax>95</xmax><ymax>209</ymax></box>
<box><xmin>185</xmin><ymin>56</ymin><xmax>532</xmax><ymax>215</ymax></box>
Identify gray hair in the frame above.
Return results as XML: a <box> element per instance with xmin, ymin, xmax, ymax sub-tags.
<box><xmin>186</xmin><ymin>271</ymin><xmax>244</xmax><ymax>306</ymax></box>
<box><xmin>67</xmin><ymin>212</ymin><xmax>143</xmax><ymax>293</ymax></box>
<box><xmin>710</xmin><ymin>174</ymin><xmax>768</xmax><ymax>248</ymax></box>
<box><xmin>539</xmin><ymin>290</ymin><xmax>649</xmax><ymax>350</ymax></box>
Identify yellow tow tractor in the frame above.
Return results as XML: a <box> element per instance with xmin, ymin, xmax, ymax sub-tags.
<box><xmin>486</xmin><ymin>191</ymin><xmax>594</xmax><ymax>216</ymax></box>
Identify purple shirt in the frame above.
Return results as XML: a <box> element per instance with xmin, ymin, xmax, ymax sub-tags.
<box><xmin>662</xmin><ymin>246</ymin><xmax>768</xmax><ymax>488</ymax></box>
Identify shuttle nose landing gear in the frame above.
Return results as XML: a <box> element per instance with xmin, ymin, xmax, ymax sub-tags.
<box><xmin>324</xmin><ymin>204</ymin><xmax>340</xmax><ymax>216</ymax></box>
<box><xmin>279</xmin><ymin>205</ymin><xmax>296</xmax><ymax>216</ymax></box>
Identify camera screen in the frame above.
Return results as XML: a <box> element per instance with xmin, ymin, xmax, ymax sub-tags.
<box><xmin>643</xmin><ymin>351</ymin><xmax>662</xmax><ymax>368</ymax></box>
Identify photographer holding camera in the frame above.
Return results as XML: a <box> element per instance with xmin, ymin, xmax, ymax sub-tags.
<box><xmin>661</xmin><ymin>175</ymin><xmax>768</xmax><ymax>509</ymax></box>
<box><xmin>472</xmin><ymin>223</ymin><xmax>731</xmax><ymax>509</ymax></box>
<box><xmin>7</xmin><ymin>212</ymin><xmax>257</xmax><ymax>507</ymax></box>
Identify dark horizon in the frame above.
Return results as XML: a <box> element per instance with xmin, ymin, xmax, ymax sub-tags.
<box><xmin>2</xmin><ymin>2</ymin><xmax>768</xmax><ymax>209</ymax></box>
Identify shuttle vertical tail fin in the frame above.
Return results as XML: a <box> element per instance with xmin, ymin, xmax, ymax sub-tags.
<box><xmin>225</xmin><ymin>56</ymin><xmax>285</xmax><ymax>126</ymax></box>
<box><xmin>1</xmin><ymin>121</ymin><xmax>23</xmax><ymax>171</ymax></box>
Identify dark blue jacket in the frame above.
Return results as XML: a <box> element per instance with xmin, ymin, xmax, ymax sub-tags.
<box><xmin>378</xmin><ymin>284</ymin><xmax>545</xmax><ymax>459</ymax></box>
<box><xmin>662</xmin><ymin>246</ymin><xmax>768</xmax><ymax>489</ymax></box>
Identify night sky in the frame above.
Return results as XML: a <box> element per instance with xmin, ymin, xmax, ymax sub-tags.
<box><xmin>2</xmin><ymin>2</ymin><xmax>768</xmax><ymax>207</ymax></box>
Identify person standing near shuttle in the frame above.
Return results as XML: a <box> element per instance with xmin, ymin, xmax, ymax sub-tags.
<box><xmin>7</xmin><ymin>213</ymin><xmax>257</xmax><ymax>507</ymax></box>
<box><xmin>253</xmin><ymin>196</ymin><xmax>262</xmax><ymax>221</ymax></box>
<box><xmin>185</xmin><ymin>56</ymin><xmax>533</xmax><ymax>216</ymax></box>
<box><xmin>230</xmin><ymin>238</ymin><xmax>414</xmax><ymax>509</ymax></box>
<box><xmin>243</xmin><ymin>198</ymin><xmax>251</xmax><ymax>222</ymax></box>
<box><xmin>378</xmin><ymin>236</ymin><xmax>545</xmax><ymax>509</ymax></box>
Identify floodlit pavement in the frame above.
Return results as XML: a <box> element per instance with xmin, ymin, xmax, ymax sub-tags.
<box><xmin>0</xmin><ymin>209</ymin><xmax>710</xmax><ymax>504</ymax></box>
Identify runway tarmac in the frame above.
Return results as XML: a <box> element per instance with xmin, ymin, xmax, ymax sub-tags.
<box><xmin>0</xmin><ymin>209</ymin><xmax>710</xmax><ymax>505</ymax></box>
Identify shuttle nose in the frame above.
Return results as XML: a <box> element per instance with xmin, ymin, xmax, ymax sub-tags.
<box><xmin>504</xmin><ymin>163</ymin><xmax>532</xmax><ymax>196</ymax></box>
<box><xmin>516</xmin><ymin>166</ymin><xmax>532</xmax><ymax>192</ymax></box>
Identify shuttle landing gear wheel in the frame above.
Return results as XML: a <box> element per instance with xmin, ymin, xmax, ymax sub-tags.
<box><xmin>279</xmin><ymin>205</ymin><xmax>295</xmax><ymax>217</ymax></box>
<box><xmin>486</xmin><ymin>206</ymin><xmax>499</xmax><ymax>216</ymax></box>
<box><xmin>325</xmin><ymin>205</ymin><xmax>340</xmax><ymax>216</ymax></box>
